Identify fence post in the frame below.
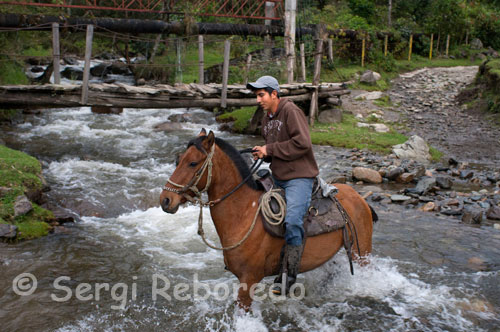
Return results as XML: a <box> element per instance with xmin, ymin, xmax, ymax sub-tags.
<box><xmin>52</xmin><ymin>23</ymin><xmax>60</xmax><ymax>84</ymax></box>
<box><xmin>384</xmin><ymin>34</ymin><xmax>388</xmax><ymax>57</ymax></box>
<box><xmin>300</xmin><ymin>42</ymin><xmax>306</xmax><ymax>82</ymax></box>
<box><xmin>244</xmin><ymin>53</ymin><xmax>252</xmax><ymax>85</ymax></box>
<box><xmin>81</xmin><ymin>24</ymin><xmax>93</xmax><ymax>105</ymax></box>
<box><xmin>465</xmin><ymin>30</ymin><xmax>469</xmax><ymax>46</ymax></box>
<box><xmin>309</xmin><ymin>24</ymin><xmax>325</xmax><ymax>126</ymax></box>
<box><xmin>361</xmin><ymin>36</ymin><xmax>366</xmax><ymax>67</ymax></box>
<box><xmin>327</xmin><ymin>38</ymin><xmax>333</xmax><ymax>63</ymax></box>
<box><xmin>446</xmin><ymin>34</ymin><xmax>450</xmax><ymax>57</ymax></box>
<box><xmin>221</xmin><ymin>39</ymin><xmax>230</xmax><ymax>108</ymax></box>
<box><xmin>408</xmin><ymin>34</ymin><xmax>413</xmax><ymax>61</ymax></box>
<box><xmin>198</xmin><ymin>35</ymin><xmax>204</xmax><ymax>84</ymax></box>
<box><xmin>429</xmin><ymin>33</ymin><xmax>434</xmax><ymax>60</ymax></box>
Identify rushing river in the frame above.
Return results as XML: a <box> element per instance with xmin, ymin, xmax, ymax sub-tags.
<box><xmin>0</xmin><ymin>107</ymin><xmax>499</xmax><ymax>332</ymax></box>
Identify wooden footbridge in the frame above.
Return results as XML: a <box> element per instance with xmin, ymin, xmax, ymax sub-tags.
<box><xmin>0</xmin><ymin>82</ymin><xmax>348</xmax><ymax>110</ymax></box>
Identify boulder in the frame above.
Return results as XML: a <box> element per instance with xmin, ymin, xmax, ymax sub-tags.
<box><xmin>355</xmin><ymin>91</ymin><xmax>384</xmax><ymax>100</ymax></box>
<box><xmin>90</xmin><ymin>63</ymin><xmax>110</xmax><ymax>77</ymax></box>
<box><xmin>386</xmin><ymin>167</ymin><xmax>404</xmax><ymax>181</ymax></box>
<box><xmin>352</xmin><ymin>167</ymin><xmax>382</xmax><ymax>184</ymax></box>
<box><xmin>61</xmin><ymin>67</ymin><xmax>84</xmax><ymax>80</ymax></box>
<box><xmin>470</xmin><ymin>38</ymin><xmax>483</xmax><ymax>50</ymax></box>
<box><xmin>318</xmin><ymin>109</ymin><xmax>343</xmax><ymax>124</ymax></box>
<box><xmin>436</xmin><ymin>176</ymin><xmax>453</xmax><ymax>189</ymax></box>
<box><xmin>0</xmin><ymin>224</ymin><xmax>18</xmax><ymax>239</ymax></box>
<box><xmin>63</xmin><ymin>57</ymin><xmax>79</xmax><ymax>65</ymax></box>
<box><xmin>14</xmin><ymin>195</ymin><xmax>33</xmax><ymax>217</ymax></box>
<box><xmin>392</xmin><ymin>135</ymin><xmax>431</xmax><ymax>163</ymax></box>
<box><xmin>91</xmin><ymin>106</ymin><xmax>123</xmax><ymax>114</ymax></box>
<box><xmin>360</xmin><ymin>70</ymin><xmax>382</xmax><ymax>84</ymax></box>
<box><xmin>109</xmin><ymin>62</ymin><xmax>131</xmax><ymax>75</ymax></box>
<box><xmin>486</xmin><ymin>206</ymin><xmax>500</xmax><ymax>220</ymax></box>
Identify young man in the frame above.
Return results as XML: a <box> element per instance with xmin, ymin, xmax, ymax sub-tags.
<box><xmin>247</xmin><ymin>75</ymin><xmax>319</xmax><ymax>295</ymax></box>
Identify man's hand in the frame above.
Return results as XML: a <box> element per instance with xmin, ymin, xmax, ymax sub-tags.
<box><xmin>252</xmin><ymin>145</ymin><xmax>267</xmax><ymax>160</ymax></box>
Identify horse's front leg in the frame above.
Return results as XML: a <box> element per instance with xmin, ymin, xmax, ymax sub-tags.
<box><xmin>236</xmin><ymin>275</ymin><xmax>263</xmax><ymax>310</ymax></box>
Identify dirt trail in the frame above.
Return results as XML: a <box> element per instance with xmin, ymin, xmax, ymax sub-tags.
<box><xmin>344</xmin><ymin>66</ymin><xmax>499</xmax><ymax>167</ymax></box>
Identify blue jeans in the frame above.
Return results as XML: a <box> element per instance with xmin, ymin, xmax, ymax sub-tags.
<box><xmin>273</xmin><ymin>177</ymin><xmax>314</xmax><ymax>246</ymax></box>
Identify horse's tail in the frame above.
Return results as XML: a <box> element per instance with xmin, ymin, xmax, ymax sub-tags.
<box><xmin>368</xmin><ymin>204</ymin><xmax>378</xmax><ymax>223</ymax></box>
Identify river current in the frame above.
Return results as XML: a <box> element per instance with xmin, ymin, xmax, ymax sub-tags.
<box><xmin>0</xmin><ymin>107</ymin><xmax>499</xmax><ymax>332</ymax></box>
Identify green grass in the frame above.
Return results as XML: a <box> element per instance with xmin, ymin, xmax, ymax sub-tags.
<box><xmin>0</xmin><ymin>60</ymin><xmax>29</xmax><ymax>85</ymax></box>
<box><xmin>372</xmin><ymin>95</ymin><xmax>393</xmax><ymax>107</ymax></box>
<box><xmin>429</xmin><ymin>146</ymin><xmax>444</xmax><ymax>162</ymax></box>
<box><xmin>217</xmin><ymin>106</ymin><xmax>257</xmax><ymax>133</ymax></box>
<box><xmin>310</xmin><ymin>112</ymin><xmax>407</xmax><ymax>153</ymax></box>
<box><xmin>0</xmin><ymin>144</ymin><xmax>54</xmax><ymax>240</ymax></box>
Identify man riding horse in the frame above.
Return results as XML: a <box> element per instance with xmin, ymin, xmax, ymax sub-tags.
<box><xmin>247</xmin><ymin>76</ymin><xmax>319</xmax><ymax>296</ymax></box>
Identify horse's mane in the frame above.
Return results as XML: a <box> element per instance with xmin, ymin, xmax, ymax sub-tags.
<box><xmin>187</xmin><ymin>136</ymin><xmax>260</xmax><ymax>191</ymax></box>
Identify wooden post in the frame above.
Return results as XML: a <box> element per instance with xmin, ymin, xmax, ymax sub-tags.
<box><xmin>244</xmin><ymin>54</ymin><xmax>252</xmax><ymax>85</ymax></box>
<box><xmin>52</xmin><ymin>22</ymin><xmax>60</xmax><ymax>84</ymax></box>
<box><xmin>309</xmin><ymin>27</ymin><xmax>324</xmax><ymax>126</ymax></box>
<box><xmin>384</xmin><ymin>34</ymin><xmax>388</xmax><ymax>56</ymax></box>
<box><xmin>285</xmin><ymin>0</ymin><xmax>297</xmax><ymax>84</ymax></box>
<box><xmin>327</xmin><ymin>38</ymin><xmax>333</xmax><ymax>63</ymax></box>
<box><xmin>361</xmin><ymin>36</ymin><xmax>366</xmax><ymax>67</ymax></box>
<box><xmin>221</xmin><ymin>39</ymin><xmax>230</xmax><ymax>108</ymax></box>
<box><xmin>198</xmin><ymin>35</ymin><xmax>204</xmax><ymax>84</ymax></box>
<box><xmin>264</xmin><ymin>1</ymin><xmax>275</xmax><ymax>60</ymax></box>
<box><xmin>465</xmin><ymin>30</ymin><xmax>469</xmax><ymax>46</ymax></box>
<box><xmin>408</xmin><ymin>34</ymin><xmax>413</xmax><ymax>61</ymax></box>
<box><xmin>436</xmin><ymin>33</ymin><xmax>441</xmax><ymax>55</ymax></box>
<box><xmin>446</xmin><ymin>34</ymin><xmax>450</xmax><ymax>56</ymax></box>
<box><xmin>429</xmin><ymin>33</ymin><xmax>434</xmax><ymax>60</ymax></box>
<box><xmin>81</xmin><ymin>24</ymin><xmax>93</xmax><ymax>105</ymax></box>
<box><xmin>300</xmin><ymin>42</ymin><xmax>306</xmax><ymax>82</ymax></box>
<box><xmin>176</xmin><ymin>38</ymin><xmax>182</xmax><ymax>83</ymax></box>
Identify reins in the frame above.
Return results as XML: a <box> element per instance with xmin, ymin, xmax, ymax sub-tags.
<box><xmin>164</xmin><ymin>144</ymin><xmax>263</xmax><ymax>251</ymax></box>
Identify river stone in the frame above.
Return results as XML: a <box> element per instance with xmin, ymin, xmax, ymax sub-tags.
<box><xmin>14</xmin><ymin>195</ymin><xmax>33</xmax><ymax>217</ymax></box>
<box><xmin>360</xmin><ymin>70</ymin><xmax>382</xmax><ymax>84</ymax></box>
<box><xmin>153</xmin><ymin>122</ymin><xmax>183</xmax><ymax>131</ymax></box>
<box><xmin>421</xmin><ymin>202</ymin><xmax>436</xmax><ymax>212</ymax></box>
<box><xmin>494</xmin><ymin>223</ymin><xmax>500</xmax><ymax>230</ymax></box>
<box><xmin>109</xmin><ymin>62</ymin><xmax>130</xmax><ymax>75</ymax></box>
<box><xmin>390</xmin><ymin>194</ymin><xmax>412</xmax><ymax>202</ymax></box>
<box><xmin>63</xmin><ymin>57</ymin><xmax>79</xmax><ymax>65</ymax></box>
<box><xmin>462</xmin><ymin>208</ymin><xmax>483</xmax><ymax>224</ymax></box>
<box><xmin>355</xmin><ymin>91</ymin><xmax>384</xmax><ymax>100</ymax></box>
<box><xmin>386</xmin><ymin>167</ymin><xmax>404</xmax><ymax>180</ymax></box>
<box><xmin>91</xmin><ymin>106</ymin><xmax>123</xmax><ymax>114</ymax></box>
<box><xmin>352</xmin><ymin>167</ymin><xmax>382</xmax><ymax>184</ymax></box>
<box><xmin>460</xmin><ymin>170</ymin><xmax>474</xmax><ymax>179</ymax></box>
<box><xmin>318</xmin><ymin>109</ymin><xmax>342</xmax><ymax>123</ymax></box>
<box><xmin>0</xmin><ymin>224</ymin><xmax>18</xmax><ymax>239</ymax></box>
<box><xmin>414</xmin><ymin>176</ymin><xmax>437</xmax><ymax>195</ymax></box>
<box><xmin>90</xmin><ymin>63</ymin><xmax>110</xmax><ymax>77</ymax></box>
<box><xmin>486</xmin><ymin>206</ymin><xmax>500</xmax><ymax>220</ymax></box>
<box><xmin>397</xmin><ymin>172</ymin><xmax>414</xmax><ymax>184</ymax></box>
<box><xmin>470</xmin><ymin>38</ymin><xmax>483</xmax><ymax>50</ymax></box>
<box><xmin>392</xmin><ymin>135</ymin><xmax>431</xmax><ymax>163</ymax></box>
<box><xmin>329</xmin><ymin>175</ymin><xmax>347</xmax><ymax>184</ymax></box>
<box><xmin>61</xmin><ymin>67</ymin><xmax>84</xmax><ymax>80</ymax></box>
<box><xmin>436</xmin><ymin>176</ymin><xmax>453</xmax><ymax>189</ymax></box>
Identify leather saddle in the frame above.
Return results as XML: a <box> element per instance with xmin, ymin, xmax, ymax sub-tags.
<box><xmin>255</xmin><ymin>169</ymin><xmax>346</xmax><ymax>238</ymax></box>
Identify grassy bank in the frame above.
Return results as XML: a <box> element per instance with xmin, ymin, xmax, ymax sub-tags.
<box><xmin>0</xmin><ymin>145</ymin><xmax>54</xmax><ymax>240</ymax></box>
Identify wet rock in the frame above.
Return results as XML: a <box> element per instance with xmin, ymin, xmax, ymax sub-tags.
<box><xmin>370</xmin><ymin>193</ymin><xmax>384</xmax><ymax>202</ymax></box>
<box><xmin>63</xmin><ymin>57</ymin><xmax>79</xmax><ymax>65</ymax></box>
<box><xmin>153</xmin><ymin>122</ymin><xmax>183</xmax><ymax>131</ymax></box>
<box><xmin>360</xmin><ymin>70</ymin><xmax>381</xmax><ymax>84</ymax></box>
<box><xmin>467</xmin><ymin>257</ymin><xmax>487</xmax><ymax>270</ymax></box>
<box><xmin>397</xmin><ymin>173</ymin><xmax>414</xmax><ymax>184</ymax></box>
<box><xmin>460</xmin><ymin>170</ymin><xmax>474</xmax><ymax>179</ymax></box>
<box><xmin>352</xmin><ymin>167</ymin><xmax>382</xmax><ymax>184</ymax></box>
<box><xmin>448</xmin><ymin>158</ymin><xmax>459</xmax><ymax>166</ymax></box>
<box><xmin>90</xmin><ymin>63</ymin><xmax>110</xmax><ymax>77</ymax></box>
<box><xmin>390</xmin><ymin>194</ymin><xmax>412</xmax><ymax>203</ymax></box>
<box><xmin>486</xmin><ymin>206</ymin><xmax>500</xmax><ymax>220</ymax></box>
<box><xmin>392</xmin><ymin>135</ymin><xmax>431</xmax><ymax>163</ymax></box>
<box><xmin>52</xmin><ymin>208</ymin><xmax>77</xmax><ymax>224</ymax></box>
<box><xmin>136</xmin><ymin>78</ymin><xmax>146</xmax><ymax>86</ymax></box>
<box><xmin>413</xmin><ymin>177</ymin><xmax>437</xmax><ymax>195</ymax></box>
<box><xmin>386</xmin><ymin>167</ymin><xmax>404</xmax><ymax>180</ymax></box>
<box><xmin>440</xmin><ymin>206</ymin><xmax>463</xmax><ymax>216</ymax></box>
<box><xmin>31</xmin><ymin>66</ymin><xmax>44</xmax><ymax>73</ymax></box>
<box><xmin>318</xmin><ymin>109</ymin><xmax>342</xmax><ymax>123</ymax></box>
<box><xmin>168</xmin><ymin>113</ymin><xmax>192</xmax><ymax>123</ymax></box>
<box><xmin>436</xmin><ymin>176</ymin><xmax>453</xmax><ymax>189</ymax></box>
<box><xmin>421</xmin><ymin>202</ymin><xmax>436</xmax><ymax>212</ymax></box>
<box><xmin>61</xmin><ymin>67</ymin><xmax>84</xmax><ymax>80</ymax></box>
<box><xmin>14</xmin><ymin>195</ymin><xmax>33</xmax><ymax>217</ymax></box>
<box><xmin>91</xmin><ymin>106</ymin><xmax>123</xmax><ymax>114</ymax></box>
<box><xmin>462</xmin><ymin>208</ymin><xmax>483</xmax><ymax>224</ymax></box>
<box><xmin>329</xmin><ymin>175</ymin><xmax>347</xmax><ymax>184</ymax></box>
<box><xmin>0</xmin><ymin>224</ymin><xmax>18</xmax><ymax>239</ymax></box>
<box><xmin>109</xmin><ymin>62</ymin><xmax>130</xmax><ymax>75</ymax></box>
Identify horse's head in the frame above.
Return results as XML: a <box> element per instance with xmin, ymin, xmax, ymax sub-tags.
<box><xmin>160</xmin><ymin>128</ymin><xmax>216</xmax><ymax>214</ymax></box>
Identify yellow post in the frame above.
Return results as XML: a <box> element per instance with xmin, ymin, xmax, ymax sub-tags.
<box><xmin>361</xmin><ymin>36</ymin><xmax>366</xmax><ymax>67</ymax></box>
<box><xmin>408</xmin><ymin>34</ymin><xmax>413</xmax><ymax>61</ymax></box>
<box><xmin>384</xmin><ymin>34</ymin><xmax>388</xmax><ymax>56</ymax></box>
<box><xmin>429</xmin><ymin>33</ymin><xmax>434</xmax><ymax>60</ymax></box>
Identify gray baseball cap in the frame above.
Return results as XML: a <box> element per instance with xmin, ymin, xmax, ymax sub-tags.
<box><xmin>246</xmin><ymin>76</ymin><xmax>280</xmax><ymax>93</ymax></box>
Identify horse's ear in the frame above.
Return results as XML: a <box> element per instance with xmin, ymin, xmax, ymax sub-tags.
<box><xmin>206</xmin><ymin>130</ymin><xmax>215</xmax><ymax>148</ymax></box>
<box><xmin>198</xmin><ymin>128</ymin><xmax>207</xmax><ymax>137</ymax></box>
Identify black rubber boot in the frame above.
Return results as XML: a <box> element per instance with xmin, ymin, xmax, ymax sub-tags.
<box><xmin>271</xmin><ymin>243</ymin><xmax>304</xmax><ymax>296</ymax></box>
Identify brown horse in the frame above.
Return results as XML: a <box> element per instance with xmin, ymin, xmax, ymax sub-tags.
<box><xmin>160</xmin><ymin>129</ymin><xmax>375</xmax><ymax>308</ymax></box>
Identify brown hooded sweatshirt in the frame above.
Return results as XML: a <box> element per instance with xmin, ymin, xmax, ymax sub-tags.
<box><xmin>262</xmin><ymin>98</ymin><xmax>319</xmax><ymax>181</ymax></box>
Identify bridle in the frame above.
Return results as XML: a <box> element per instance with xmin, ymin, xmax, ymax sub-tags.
<box><xmin>162</xmin><ymin>143</ymin><xmax>263</xmax><ymax>251</ymax></box>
